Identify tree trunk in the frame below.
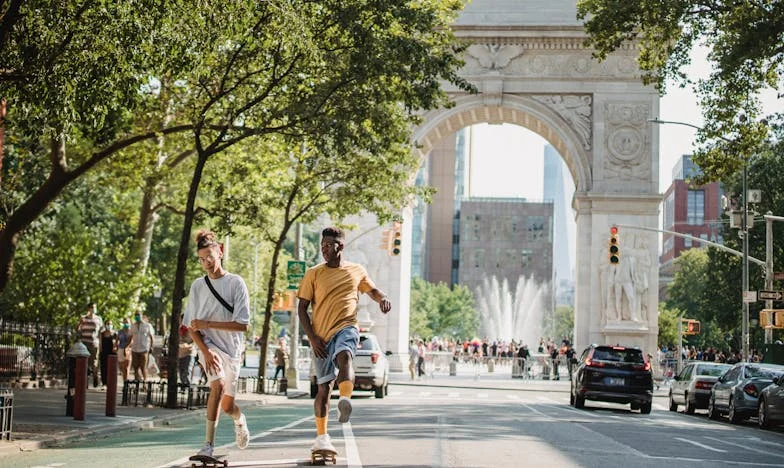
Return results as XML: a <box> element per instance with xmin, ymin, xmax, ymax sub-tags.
<box><xmin>166</xmin><ymin>152</ymin><xmax>209</xmax><ymax>408</ymax></box>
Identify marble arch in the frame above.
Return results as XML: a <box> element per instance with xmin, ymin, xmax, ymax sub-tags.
<box><xmin>340</xmin><ymin>1</ymin><xmax>662</xmax><ymax>369</ymax></box>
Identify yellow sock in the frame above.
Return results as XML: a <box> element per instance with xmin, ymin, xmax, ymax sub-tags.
<box><xmin>338</xmin><ymin>380</ymin><xmax>353</xmax><ymax>399</ymax></box>
<box><xmin>316</xmin><ymin>416</ymin><xmax>327</xmax><ymax>436</ymax></box>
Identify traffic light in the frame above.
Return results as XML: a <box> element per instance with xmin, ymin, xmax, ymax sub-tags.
<box><xmin>390</xmin><ymin>221</ymin><xmax>402</xmax><ymax>256</ymax></box>
<box><xmin>608</xmin><ymin>225</ymin><xmax>620</xmax><ymax>264</ymax></box>
<box><xmin>762</xmin><ymin>309</ymin><xmax>784</xmax><ymax>329</ymax></box>
<box><xmin>379</xmin><ymin>228</ymin><xmax>392</xmax><ymax>251</ymax></box>
<box><xmin>685</xmin><ymin>320</ymin><xmax>701</xmax><ymax>335</ymax></box>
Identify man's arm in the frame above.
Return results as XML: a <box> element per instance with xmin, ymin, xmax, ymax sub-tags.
<box><xmin>368</xmin><ymin>288</ymin><xmax>392</xmax><ymax>314</ymax></box>
<box><xmin>189</xmin><ymin>320</ymin><xmax>248</xmax><ymax>333</ymax></box>
<box><xmin>298</xmin><ymin>298</ymin><xmax>328</xmax><ymax>359</ymax></box>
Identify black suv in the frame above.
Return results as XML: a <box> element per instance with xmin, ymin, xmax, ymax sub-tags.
<box><xmin>570</xmin><ymin>344</ymin><xmax>653</xmax><ymax>414</ymax></box>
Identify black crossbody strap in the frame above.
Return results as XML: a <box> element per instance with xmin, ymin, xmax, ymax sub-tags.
<box><xmin>204</xmin><ymin>275</ymin><xmax>234</xmax><ymax>313</ymax></box>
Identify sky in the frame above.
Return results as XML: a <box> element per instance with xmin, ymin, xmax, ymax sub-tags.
<box><xmin>466</xmin><ymin>47</ymin><xmax>780</xmax><ymax>279</ymax></box>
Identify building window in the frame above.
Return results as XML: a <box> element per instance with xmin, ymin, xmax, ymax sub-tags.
<box><xmin>699</xmin><ymin>233</ymin><xmax>708</xmax><ymax>247</ymax></box>
<box><xmin>684</xmin><ymin>237</ymin><xmax>692</xmax><ymax>248</ymax></box>
<box><xmin>473</xmin><ymin>249</ymin><xmax>484</xmax><ymax>268</ymax></box>
<box><xmin>663</xmin><ymin>192</ymin><xmax>674</xmax><ymax>229</ymax></box>
<box><xmin>521</xmin><ymin>249</ymin><xmax>532</xmax><ymax>269</ymax></box>
<box><xmin>687</xmin><ymin>190</ymin><xmax>705</xmax><ymax>225</ymax></box>
<box><xmin>663</xmin><ymin>236</ymin><xmax>674</xmax><ymax>254</ymax></box>
<box><xmin>526</xmin><ymin>216</ymin><xmax>546</xmax><ymax>241</ymax></box>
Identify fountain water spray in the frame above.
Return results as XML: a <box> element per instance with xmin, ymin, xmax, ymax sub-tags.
<box><xmin>475</xmin><ymin>275</ymin><xmax>549</xmax><ymax>346</ymax></box>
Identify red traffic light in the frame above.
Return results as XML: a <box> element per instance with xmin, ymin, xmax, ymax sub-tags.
<box><xmin>610</xmin><ymin>226</ymin><xmax>618</xmax><ymax>235</ymax></box>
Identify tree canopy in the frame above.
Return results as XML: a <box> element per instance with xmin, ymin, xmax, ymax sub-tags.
<box><xmin>409</xmin><ymin>277</ymin><xmax>478</xmax><ymax>339</ymax></box>
<box><xmin>578</xmin><ymin>0</ymin><xmax>782</xmax><ymax>182</ymax></box>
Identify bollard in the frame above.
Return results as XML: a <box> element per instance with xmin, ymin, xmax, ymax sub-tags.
<box><xmin>65</xmin><ymin>356</ymin><xmax>75</xmax><ymax>417</ymax></box>
<box><xmin>66</xmin><ymin>342</ymin><xmax>90</xmax><ymax>421</ymax></box>
<box><xmin>449</xmin><ymin>360</ymin><xmax>457</xmax><ymax>376</ymax></box>
<box><xmin>105</xmin><ymin>353</ymin><xmax>117</xmax><ymax>417</ymax></box>
<box><xmin>279</xmin><ymin>376</ymin><xmax>288</xmax><ymax>394</ymax></box>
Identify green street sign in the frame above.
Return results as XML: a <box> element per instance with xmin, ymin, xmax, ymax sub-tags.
<box><xmin>287</xmin><ymin>260</ymin><xmax>306</xmax><ymax>290</ymax></box>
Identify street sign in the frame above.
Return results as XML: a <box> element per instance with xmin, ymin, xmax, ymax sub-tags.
<box><xmin>758</xmin><ymin>290</ymin><xmax>784</xmax><ymax>301</ymax></box>
<box><xmin>774</xmin><ymin>272</ymin><xmax>784</xmax><ymax>281</ymax></box>
<box><xmin>286</xmin><ymin>260</ymin><xmax>306</xmax><ymax>290</ymax></box>
<box><xmin>743</xmin><ymin>291</ymin><xmax>758</xmax><ymax>303</ymax></box>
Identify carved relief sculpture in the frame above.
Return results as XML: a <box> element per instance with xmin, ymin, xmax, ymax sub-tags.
<box><xmin>603</xmin><ymin>103</ymin><xmax>651</xmax><ymax>182</ymax></box>
<box><xmin>465</xmin><ymin>44</ymin><xmax>525</xmax><ymax>70</ymax></box>
<box><xmin>531</xmin><ymin>95</ymin><xmax>592</xmax><ymax>150</ymax></box>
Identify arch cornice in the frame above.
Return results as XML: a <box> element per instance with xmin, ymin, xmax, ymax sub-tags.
<box><xmin>413</xmin><ymin>93</ymin><xmax>593</xmax><ymax>192</ymax></box>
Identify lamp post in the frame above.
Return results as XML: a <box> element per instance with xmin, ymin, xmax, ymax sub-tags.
<box><xmin>649</xmin><ymin>117</ymin><xmax>751</xmax><ymax>362</ymax></box>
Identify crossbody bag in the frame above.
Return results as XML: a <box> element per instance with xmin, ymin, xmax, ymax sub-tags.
<box><xmin>203</xmin><ymin>275</ymin><xmax>234</xmax><ymax>313</ymax></box>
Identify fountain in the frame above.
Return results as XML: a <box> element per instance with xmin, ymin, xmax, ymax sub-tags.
<box><xmin>474</xmin><ymin>275</ymin><xmax>550</xmax><ymax>346</ymax></box>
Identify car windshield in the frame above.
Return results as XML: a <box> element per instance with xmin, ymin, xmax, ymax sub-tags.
<box><xmin>592</xmin><ymin>347</ymin><xmax>643</xmax><ymax>364</ymax></box>
<box><xmin>745</xmin><ymin>365</ymin><xmax>784</xmax><ymax>379</ymax></box>
<box><xmin>696</xmin><ymin>364</ymin><xmax>731</xmax><ymax>376</ymax></box>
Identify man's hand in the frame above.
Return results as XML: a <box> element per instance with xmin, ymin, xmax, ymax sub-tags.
<box><xmin>311</xmin><ymin>335</ymin><xmax>328</xmax><ymax>359</ymax></box>
<box><xmin>379</xmin><ymin>297</ymin><xmax>392</xmax><ymax>314</ymax></box>
<box><xmin>203</xmin><ymin>348</ymin><xmax>223</xmax><ymax>376</ymax></box>
<box><xmin>190</xmin><ymin>319</ymin><xmax>208</xmax><ymax>330</ymax></box>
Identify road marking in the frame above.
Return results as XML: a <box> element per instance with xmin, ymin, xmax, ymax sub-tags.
<box><xmin>674</xmin><ymin>437</ymin><xmax>727</xmax><ymax>453</ymax></box>
<box><xmin>705</xmin><ymin>436</ymin><xmax>784</xmax><ymax>458</ymax></box>
<box><xmin>342</xmin><ymin>422</ymin><xmax>363</xmax><ymax>468</ymax></box>
<box><xmin>477</xmin><ymin>392</ymin><xmax>488</xmax><ymax>398</ymax></box>
<box><xmin>447</xmin><ymin>392</ymin><xmax>459</xmax><ymax>398</ymax></box>
<box><xmin>653</xmin><ymin>403</ymin><xmax>668</xmax><ymax>411</ymax></box>
<box><xmin>420</xmin><ymin>391</ymin><xmax>432</xmax><ymax>397</ymax></box>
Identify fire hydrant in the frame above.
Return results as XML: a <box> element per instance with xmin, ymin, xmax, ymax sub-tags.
<box><xmin>65</xmin><ymin>341</ymin><xmax>90</xmax><ymax>421</ymax></box>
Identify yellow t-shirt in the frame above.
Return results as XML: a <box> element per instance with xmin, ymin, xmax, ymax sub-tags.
<box><xmin>297</xmin><ymin>262</ymin><xmax>375</xmax><ymax>342</ymax></box>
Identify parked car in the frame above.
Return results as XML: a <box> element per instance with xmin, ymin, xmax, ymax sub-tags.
<box><xmin>758</xmin><ymin>373</ymin><xmax>784</xmax><ymax>429</ymax></box>
<box><xmin>309</xmin><ymin>331</ymin><xmax>390</xmax><ymax>399</ymax></box>
<box><xmin>708</xmin><ymin>362</ymin><xmax>784</xmax><ymax>424</ymax></box>
<box><xmin>570</xmin><ymin>344</ymin><xmax>653</xmax><ymax>413</ymax></box>
<box><xmin>669</xmin><ymin>362</ymin><xmax>731</xmax><ymax>414</ymax></box>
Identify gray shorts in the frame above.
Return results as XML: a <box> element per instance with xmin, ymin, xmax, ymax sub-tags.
<box><xmin>313</xmin><ymin>326</ymin><xmax>359</xmax><ymax>385</ymax></box>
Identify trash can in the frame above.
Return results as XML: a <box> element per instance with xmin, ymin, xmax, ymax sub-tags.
<box><xmin>0</xmin><ymin>387</ymin><xmax>13</xmax><ymax>440</ymax></box>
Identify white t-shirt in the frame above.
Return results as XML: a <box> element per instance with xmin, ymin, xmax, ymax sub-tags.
<box><xmin>183</xmin><ymin>273</ymin><xmax>250</xmax><ymax>359</ymax></box>
<box><xmin>130</xmin><ymin>321</ymin><xmax>155</xmax><ymax>353</ymax></box>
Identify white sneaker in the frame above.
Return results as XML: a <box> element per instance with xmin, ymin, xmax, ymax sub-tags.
<box><xmin>235</xmin><ymin>414</ymin><xmax>250</xmax><ymax>449</ymax></box>
<box><xmin>338</xmin><ymin>397</ymin><xmax>352</xmax><ymax>423</ymax></box>
<box><xmin>311</xmin><ymin>434</ymin><xmax>336</xmax><ymax>453</ymax></box>
<box><xmin>196</xmin><ymin>441</ymin><xmax>214</xmax><ymax>457</ymax></box>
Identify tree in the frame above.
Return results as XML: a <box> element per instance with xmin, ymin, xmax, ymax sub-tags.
<box><xmin>577</xmin><ymin>0</ymin><xmax>781</xmax><ymax>182</ymax></box>
<box><xmin>409</xmin><ymin>278</ymin><xmax>478</xmax><ymax>339</ymax></box>
<box><xmin>658</xmin><ymin>306</ymin><xmax>680</xmax><ymax>350</ymax></box>
<box><xmin>543</xmin><ymin>305</ymin><xmax>574</xmax><ymax>344</ymax></box>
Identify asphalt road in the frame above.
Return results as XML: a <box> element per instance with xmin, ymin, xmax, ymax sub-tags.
<box><xmin>6</xmin><ymin>383</ymin><xmax>784</xmax><ymax>467</ymax></box>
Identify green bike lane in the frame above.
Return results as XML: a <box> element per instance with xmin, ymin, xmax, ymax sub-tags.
<box><xmin>5</xmin><ymin>400</ymin><xmax>317</xmax><ymax>468</ymax></box>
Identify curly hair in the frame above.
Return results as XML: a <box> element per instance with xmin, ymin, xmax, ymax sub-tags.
<box><xmin>321</xmin><ymin>226</ymin><xmax>345</xmax><ymax>241</ymax></box>
<box><xmin>194</xmin><ymin>229</ymin><xmax>220</xmax><ymax>250</ymax></box>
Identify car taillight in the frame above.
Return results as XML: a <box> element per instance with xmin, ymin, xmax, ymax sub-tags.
<box><xmin>743</xmin><ymin>383</ymin><xmax>758</xmax><ymax>397</ymax></box>
<box><xmin>585</xmin><ymin>358</ymin><xmax>604</xmax><ymax>368</ymax></box>
<box><xmin>370</xmin><ymin>352</ymin><xmax>379</xmax><ymax>364</ymax></box>
<box><xmin>695</xmin><ymin>381</ymin><xmax>713</xmax><ymax>390</ymax></box>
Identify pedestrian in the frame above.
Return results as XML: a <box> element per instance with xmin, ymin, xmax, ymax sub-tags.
<box><xmin>417</xmin><ymin>339</ymin><xmax>426</xmax><ymax>377</ymax></box>
<box><xmin>99</xmin><ymin>322</ymin><xmax>117</xmax><ymax>390</ymax></box>
<box><xmin>184</xmin><ymin>229</ymin><xmax>251</xmax><ymax>458</ymax></box>
<box><xmin>76</xmin><ymin>303</ymin><xmax>103</xmax><ymax>388</ymax></box>
<box><xmin>297</xmin><ymin>227</ymin><xmax>391</xmax><ymax>456</ymax></box>
<box><xmin>178</xmin><ymin>318</ymin><xmax>196</xmax><ymax>386</ymax></box>
<box><xmin>408</xmin><ymin>339</ymin><xmax>418</xmax><ymax>380</ymax></box>
<box><xmin>116</xmin><ymin>317</ymin><xmax>132</xmax><ymax>382</ymax></box>
<box><xmin>129</xmin><ymin>310</ymin><xmax>155</xmax><ymax>381</ymax></box>
<box><xmin>273</xmin><ymin>338</ymin><xmax>288</xmax><ymax>380</ymax></box>
<box><xmin>550</xmin><ymin>345</ymin><xmax>560</xmax><ymax>380</ymax></box>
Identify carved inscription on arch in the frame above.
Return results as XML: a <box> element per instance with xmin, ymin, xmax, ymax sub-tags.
<box><xmin>603</xmin><ymin>103</ymin><xmax>651</xmax><ymax>182</ymax></box>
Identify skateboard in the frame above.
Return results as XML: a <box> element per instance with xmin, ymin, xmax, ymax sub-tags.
<box><xmin>310</xmin><ymin>449</ymin><xmax>337</xmax><ymax>465</ymax></box>
<box><xmin>189</xmin><ymin>454</ymin><xmax>228</xmax><ymax>468</ymax></box>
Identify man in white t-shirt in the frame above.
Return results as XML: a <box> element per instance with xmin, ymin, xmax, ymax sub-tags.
<box><xmin>129</xmin><ymin>312</ymin><xmax>155</xmax><ymax>381</ymax></box>
<box><xmin>183</xmin><ymin>229</ymin><xmax>251</xmax><ymax>458</ymax></box>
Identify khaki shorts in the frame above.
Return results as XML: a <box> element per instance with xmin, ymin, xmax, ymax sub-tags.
<box><xmin>198</xmin><ymin>347</ymin><xmax>241</xmax><ymax>397</ymax></box>
<box><xmin>131</xmin><ymin>351</ymin><xmax>148</xmax><ymax>371</ymax></box>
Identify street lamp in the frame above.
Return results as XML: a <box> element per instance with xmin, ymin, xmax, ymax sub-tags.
<box><xmin>649</xmin><ymin>117</ymin><xmax>751</xmax><ymax>362</ymax></box>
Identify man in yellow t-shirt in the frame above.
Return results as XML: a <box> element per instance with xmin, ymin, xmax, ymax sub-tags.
<box><xmin>298</xmin><ymin>227</ymin><xmax>391</xmax><ymax>455</ymax></box>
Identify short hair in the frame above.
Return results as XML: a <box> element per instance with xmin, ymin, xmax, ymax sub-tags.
<box><xmin>195</xmin><ymin>229</ymin><xmax>220</xmax><ymax>250</ymax></box>
<box><xmin>321</xmin><ymin>227</ymin><xmax>345</xmax><ymax>241</ymax></box>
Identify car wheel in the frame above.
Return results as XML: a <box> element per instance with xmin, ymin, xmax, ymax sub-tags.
<box><xmin>707</xmin><ymin>397</ymin><xmax>719</xmax><ymax>420</ymax></box>
<box><xmin>668</xmin><ymin>393</ymin><xmax>677</xmax><ymax>412</ymax></box>
<box><xmin>574</xmin><ymin>393</ymin><xmax>585</xmax><ymax>409</ymax></box>
<box><xmin>569</xmin><ymin>387</ymin><xmax>575</xmax><ymax>406</ymax></box>
<box><xmin>684</xmin><ymin>393</ymin><xmax>695</xmax><ymax>415</ymax></box>
<box><xmin>630</xmin><ymin>403</ymin><xmax>640</xmax><ymax>411</ymax></box>
<box><xmin>374</xmin><ymin>384</ymin><xmax>384</xmax><ymax>399</ymax></box>
<box><xmin>728</xmin><ymin>397</ymin><xmax>742</xmax><ymax>424</ymax></box>
<box><xmin>310</xmin><ymin>378</ymin><xmax>317</xmax><ymax>399</ymax></box>
<box><xmin>758</xmin><ymin>399</ymin><xmax>771</xmax><ymax>429</ymax></box>
<box><xmin>640</xmin><ymin>402</ymin><xmax>652</xmax><ymax>414</ymax></box>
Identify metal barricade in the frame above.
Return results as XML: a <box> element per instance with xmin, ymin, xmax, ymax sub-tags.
<box><xmin>0</xmin><ymin>388</ymin><xmax>12</xmax><ymax>440</ymax></box>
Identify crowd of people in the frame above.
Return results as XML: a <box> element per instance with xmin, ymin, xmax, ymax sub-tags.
<box><xmin>76</xmin><ymin>303</ymin><xmax>161</xmax><ymax>388</ymax></box>
<box><xmin>656</xmin><ymin>344</ymin><xmax>767</xmax><ymax>380</ymax></box>
<box><xmin>407</xmin><ymin>335</ymin><xmax>576</xmax><ymax>380</ymax></box>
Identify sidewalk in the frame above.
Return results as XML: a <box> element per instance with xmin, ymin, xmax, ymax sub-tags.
<box><xmin>0</xmin><ymin>384</ymin><xmax>287</xmax><ymax>456</ymax></box>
